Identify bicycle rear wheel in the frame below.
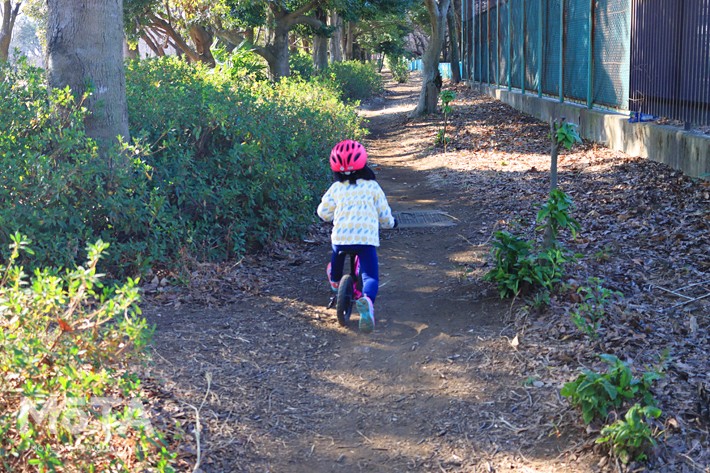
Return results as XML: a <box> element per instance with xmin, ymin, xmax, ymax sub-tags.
<box><xmin>336</xmin><ymin>274</ymin><xmax>354</xmax><ymax>327</ymax></box>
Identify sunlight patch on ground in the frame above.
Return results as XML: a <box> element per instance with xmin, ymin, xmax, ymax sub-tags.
<box><xmin>359</xmin><ymin>102</ymin><xmax>415</xmax><ymax>119</ymax></box>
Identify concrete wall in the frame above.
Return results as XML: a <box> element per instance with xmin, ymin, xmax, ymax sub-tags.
<box><xmin>470</xmin><ymin>83</ymin><xmax>710</xmax><ymax>180</ymax></box>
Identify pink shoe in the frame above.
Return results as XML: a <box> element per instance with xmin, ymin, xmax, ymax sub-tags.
<box><xmin>326</xmin><ymin>263</ymin><xmax>338</xmax><ymax>292</ymax></box>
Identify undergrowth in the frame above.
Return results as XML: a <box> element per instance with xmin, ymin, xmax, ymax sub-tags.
<box><xmin>0</xmin><ymin>234</ymin><xmax>176</xmax><ymax>472</ymax></box>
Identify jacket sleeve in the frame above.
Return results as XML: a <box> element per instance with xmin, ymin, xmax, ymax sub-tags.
<box><xmin>374</xmin><ymin>185</ymin><xmax>395</xmax><ymax>229</ymax></box>
<box><xmin>317</xmin><ymin>185</ymin><xmax>336</xmax><ymax>222</ymax></box>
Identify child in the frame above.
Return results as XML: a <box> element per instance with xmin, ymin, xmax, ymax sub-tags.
<box><xmin>317</xmin><ymin>140</ymin><xmax>397</xmax><ymax>333</ymax></box>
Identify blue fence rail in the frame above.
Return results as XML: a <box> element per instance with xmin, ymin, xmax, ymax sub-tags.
<box><xmin>409</xmin><ymin>59</ymin><xmax>463</xmax><ymax>80</ymax></box>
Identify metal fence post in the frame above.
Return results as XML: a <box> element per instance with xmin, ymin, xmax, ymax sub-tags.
<box><xmin>508</xmin><ymin>0</ymin><xmax>512</xmax><ymax>90</ymax></box>
<box><xmin>462</xmin><ymin>0</ymin><xmax>466</xmax><ymax>79</ymax></box>
<box><xmin>538</xmin><ymin>0</ymin><xmax>543</xmax><ymax>97</ymax></box>
<box><xmin>496</xmin><ymin>0</ymin><xmax>500</xmax><ymax>86</ymax></box>
<box><xmin>559</xmin><ymin>0</ymin><xmax>564</xmax><ymax>102</ymax></box>
<box><xmin>522</xmin><ymin>0</ymin><xmax>526</xmax><ymax>94</ymax></box>
<box><xmin>587</xmin><ymin>0</ymin><xmax>594</xmax><ymax>108</ymax></box>
<box><xmin>478</xmin><ymin>0</ymin><xmax>482</xmax><ymax>83</ymax></box>
<box><xmin>487</xmin><ymin>0</ymin><xmax>491</xmax><ymax>85</ymax></box>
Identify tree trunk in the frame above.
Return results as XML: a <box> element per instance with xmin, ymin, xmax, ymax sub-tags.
<box><xmin>447</xmin><ymin>2</ymin><xmax>461</xmax><ymax>84</ymax></box>
<box><xmin>313</xmin><ymin>34</ymin><xmax>328</xmax><ymax>70</ymax></box>
<box><xmin>142</xmin><ymin>30</ymin><xmax>165</xmax><ymax>56</ymax></box>
<box><xmin>312</xmin><ymin>7</ymin><xmax>328</xmax><ymax>71</ymax></box>
<box><xmin>253</xmin><ymin>2</ymin><xmax>325</xmax><ymax>80</ymax></box>
<box><xmin>330</xmin><ymin>11</ymin><xmax>342</xmax><ymax>62</ymax></box>
<box><xmin>188</xmin><ymin>24</ymin><xmax>215</xmax><ymax>67</ymax></box>
<box><xmin>46</xmin><ymin>0</ymin><xmax>130</xmax><ymax>159</ymax></box>
<box><xmin>345</xmin><ymin>22</ymin><xmax>353</xmax><ymax>60</ymax></box>
<box><xmin>147</xmin><ymin>13</ymin><xmax>211</xmax><ymax>65</ymax></box>
<box><xmin>264</xmin><ymin>24</ymin><xmax>290</xmax><ymax>80</ymax></box>
<box><xmin>412</xmin><ymin>0</ymin><xmax>451</xmax><ymax>117</ymax></box>
<box><xmin>0</xmin><ymin>1</ymin><xmax>21</xmax><ymax>62</ymax></box>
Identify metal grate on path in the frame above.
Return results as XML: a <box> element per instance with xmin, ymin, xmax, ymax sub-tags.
<box><xmin>392</xmin><ymin>210</ymin><xmax>456</xmax><ymax>229</ymax></box>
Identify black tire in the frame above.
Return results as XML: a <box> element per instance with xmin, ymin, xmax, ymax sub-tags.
<box><xmin>336</xmin><ymin>274</ymin><xmax>354</xmax><ymax>327</ymax></box>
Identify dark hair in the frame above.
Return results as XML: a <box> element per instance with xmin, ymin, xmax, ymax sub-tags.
<box><xmin>334</xmin><ymin>164</ymin><xmax>377</xmax><ymax>184</ymax></box>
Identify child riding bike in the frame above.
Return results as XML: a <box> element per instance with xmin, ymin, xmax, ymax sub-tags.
<box><xmin>317</xmin><ymin>140</ymin><xmax>397</xmax><ymax>333</ymax></box>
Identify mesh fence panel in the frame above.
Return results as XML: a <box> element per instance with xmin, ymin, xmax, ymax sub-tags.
<box><xmin>593</xmin><ymin>0</ymin><xmax>631</xmax><ymax>108</ymax></box>
<box><xmin>563</xmin><ymin>0</ymin><xmax>590</xmax><ymax>102</ymax></box>
<box><xmin>543</xmin><ymin>0</ymin><xmax>562</xmax><ymax>96</ymax></box>
<box><xmin>474</xmin><ymin>7</ymin><xmax>482</xmax><ymax>82</ymax></box>
<box><xmin>524</xmin><ymin>0</ymin><xmax>540</xmax><ymax>91</ymax></box>
<box><xmin>490</xmin><ymin>4</ymin><xmax>499</xmax><ymax>84</ymax></box>
<box><xmin>483</xmin><ymin>10</ymin><xmax>490</xmax><ymax>82</ymax></box>
<box><xmin>510</xmin><ymin>2</ymin><xmax>523</xmax><ymax>89</ymax></box>
<box><xmin>467</xmin><ymin>0</ymin><xmax>709</xmax><ymax>126</ymax></box>
<box><xmin>499</xmin><ymin>1</ymin><xmax>510</xmax><ymax>85</ymax></box>
<box><xmin>630</xmin><ymin>2</ymin><xmax>680</xmax><ymax>117</ymax></box>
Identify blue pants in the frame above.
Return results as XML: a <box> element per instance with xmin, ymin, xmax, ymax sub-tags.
<box><xmin>330</xmin><ymin>244</ymin><xmax>379</xmax><ymax>303</ymax></box>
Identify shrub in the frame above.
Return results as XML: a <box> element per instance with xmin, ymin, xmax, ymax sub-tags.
<box><xmin>290</xmin><ymin>51</ymin><xmax>316</xmax><ymax>80</ymax></box>
<box><xmin>126</xmin><ymin>58</ymin><xmax>364</xmax><ymax>260</ymax></box>
<box><xmin>214</xmin><ymin>45</ymin><xmax>268</xmax><ymax>82</ymax></box>
<box><xmin>386</xmin><ymin>55</ymin><xmax>410</xmax><ymax>83</ymax></box>
<box><xmin>0</xmin><ymin>234</ymin><xmax>176</xmax><ymax>472</ymax></box>
<box><xmin>0</xmin><ymin>58</ymin><xmax>159</xmax><ymax>276</ymax></box>
<box><xmin>2</xmin><ymin>57</ymin><xmax>364</xmax><ymax>277</ymax></box>
<box><xmin>325</xmin><ymin>60</ymin><xmax>384</xmax><ymax>101</ymax></box>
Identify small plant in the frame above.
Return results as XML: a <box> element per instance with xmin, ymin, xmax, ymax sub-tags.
<box><xmin>548</xmin><ymin>117</ymin><xmax>582</xmax><ymax>193</ymax></box>
<box><xmin>484</xmin><ymin>231</ymin><xmax>574</xmax><ymax>298</ymax></box>
<box><xmin>484</xmin><ymin>189</ymin><xmax>579</xmax><ymax>299</ymax></box>
<box><xmin>386</xmin><ymin>55</ymin><xmax>410</xmax><ymax>83</ymax></box>
<box><xmin>561</xmin><ymin>354</ymin><xmax>662</xmax><ymax>424</ymax></box>
<box><xmin>569</xmin><ymin>277</ymin><xmax>623</xmax><ymax>338</ymax></box>
<box><xmin>555</xmin><ymin>121</ymin><xmax>582</xmax><ymax>150</ymax></box>
<box><xmin>593</xmin><ymin>244</ymin><xmax>614</xmax><ymax>262</ymax></box>
<box><xmin>435</xmin><ymin>128</ymin><xmax>451</xmax><ymax>147</ymax></box>
<box><xmin>596</xmin><ymin>403</ymin><xmax>662</xmax><ymax>464</ymax></box>
<box><xmin>537</xmin><ymin>188</ymin><xmax>580</xmax><ymax>243</ymax></box>
<box><xmin>437</xmin><ymin>90</ymin><xmax>456</xmax><ymax>152</ymax></box>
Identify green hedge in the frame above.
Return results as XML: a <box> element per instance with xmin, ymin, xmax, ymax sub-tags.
<box><xmin>325</xmin><ymin>60</ymin><xmax>384</xmax><ymax>102</ymax></box>
<box><xmin>0</xmin><ymin>57</ymin><xmax>364</xmax><ymax>276</ymax></box>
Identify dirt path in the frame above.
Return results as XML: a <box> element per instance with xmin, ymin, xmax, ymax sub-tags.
<box><xmin>144</xmin><ymin>76</ymin><xmax>623</xmax><ymax>472</ymax></box>
<box><xmin>145</xmin><ymin>76</ymin><xmax>597</xmax><ymax>473</ymax></box>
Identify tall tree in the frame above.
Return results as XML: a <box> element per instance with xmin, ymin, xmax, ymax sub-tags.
<box><xmin>257</xmin><ymin>1</ymin><xmax>325</xmax><ymax>79</ymax></box>
<box><xmin>46</xmin><ymin>0</ymin><xmax>130</xmax><ymax>159</ymax></box>
<box><xmin>0</xmin><ymin>0</ymin><xmax>21</xmax><ymax>61</ymax></box>
<box><xmin>329</xmin><ymin>10</ymin><xmax>342</xmax><ymax>62</ymax></box>
<box><xmin>312</xmin><ymin>6</ymin><xmax>329</xmax><ymax>70</ymax></box>
<box><xmin>411</xmin><ymin>0</ymin><xmax>450</xmax><ymax>116</ymax></box>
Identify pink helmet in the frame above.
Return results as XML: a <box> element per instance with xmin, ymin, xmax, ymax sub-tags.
<box><xmin>329</xmin><ymin>140</ymin><xmax>368</xmax><ymax>172</ymax></box>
